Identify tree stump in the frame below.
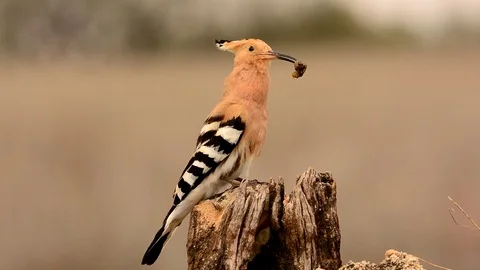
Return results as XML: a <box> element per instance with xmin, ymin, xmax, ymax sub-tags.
<box><xmin>186</xmin><ymin>167</ymin><xmax>342</xmax><ymax>270</ymax></box>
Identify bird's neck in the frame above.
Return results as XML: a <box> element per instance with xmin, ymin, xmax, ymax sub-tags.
<box><xmin>222</xmin><ymin>62</ymin><xmax>271</xmax><ymax>107</ymax></box>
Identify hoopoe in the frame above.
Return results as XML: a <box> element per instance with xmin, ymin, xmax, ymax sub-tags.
<box><xmin>141</xmin><ymin>38</ymin><xmax>305</xmax><ymax>266</ymax></box>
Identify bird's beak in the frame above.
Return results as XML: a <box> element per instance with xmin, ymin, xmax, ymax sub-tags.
<box><xmin>264</xmin><ymin>51</ymin><xmax>298</xmax><ymax>63</ymax></box>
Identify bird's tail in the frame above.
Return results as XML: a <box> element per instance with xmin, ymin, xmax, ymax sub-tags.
<box><xmin>141</xmin><ymin>206</ymin><xmax>179</xmax><ymax>265</ymax></box>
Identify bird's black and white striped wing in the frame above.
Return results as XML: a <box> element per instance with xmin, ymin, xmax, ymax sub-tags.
<box><xmin>141</xmin><ymin>114</ymin><xmax>246</xmax><ymax>265</ymax></box>
<box><xmin>172</xmin><ymin>115</ymin><xmax>246</xmax><ymax>205</ymax></box>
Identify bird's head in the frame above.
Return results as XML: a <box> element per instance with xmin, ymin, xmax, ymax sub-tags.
<box><xmin>215</xmin><ymin>38</ymin><xmax>299</xmax><ymax>65</ymax></box>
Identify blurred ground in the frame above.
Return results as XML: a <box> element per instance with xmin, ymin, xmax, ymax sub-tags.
<box><xmin>1</xmin><ymin>45</ymin><xmax>480</xmax><ymax>270</ymax></box>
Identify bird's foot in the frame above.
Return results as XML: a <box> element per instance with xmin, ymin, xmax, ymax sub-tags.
<box><xmin>226</xmin><ymin>177</ymin><xmax>248</xmax><ymax>187</ymax></box>
<box><xmin>236</xmin><ymin>177</ymin><xmax>248</xmax><ymax>184</ymax></box>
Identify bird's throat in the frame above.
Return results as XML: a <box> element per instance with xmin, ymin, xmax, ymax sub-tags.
<box><xmin>223</xmin><ymin>64</ymin><xmax>271</xmax><ymax>106</ymax></box>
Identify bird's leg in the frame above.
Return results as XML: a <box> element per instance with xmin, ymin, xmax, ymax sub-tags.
<box><xmin>236</xmin><ymin>177</ymin><xmax>248</xmax><ymax>184</ymax></box>
<box><xmin>224</xmin><ymin>177</ymin><xmax>241</xmax><ymax>187</ymax></box>
<box><xmin>225</xmin><ymin>177</ymin><xmax>247</xmax><ymax>187</ymax></box>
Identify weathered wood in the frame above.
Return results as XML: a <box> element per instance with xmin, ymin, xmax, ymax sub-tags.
<box><xmin>280</xmin><ymin>169</ymin><xmax>341</xmax><ymax>270</ymax></box>
<box><xmin>186</xmin><ymin>179</ymin><xmax>283</xmax><ymax>270</ymax></box>
<box><xmin>186</xmin><ymin>168</ymin><xmax>342</xmax><ymax>270</ymax></box>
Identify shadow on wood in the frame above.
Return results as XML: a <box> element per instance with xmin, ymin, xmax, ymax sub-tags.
<box><xmin>186</xmin><ymin>167</ymin><xmax>341</xmax><ymax>270</ymax></box>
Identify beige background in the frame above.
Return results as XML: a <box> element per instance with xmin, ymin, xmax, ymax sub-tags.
<box><xmin>1</xmin><ymin>45</ymin><xmax>479</xmax><ymax>269</ymax></box>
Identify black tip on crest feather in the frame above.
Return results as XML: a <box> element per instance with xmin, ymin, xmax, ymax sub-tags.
<box><xmin>215</xmin><ymin>39</ymin><xmax>231</xmax><ymax>46</ymax></box>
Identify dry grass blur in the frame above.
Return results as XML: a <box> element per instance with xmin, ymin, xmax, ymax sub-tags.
<box><xmin>1</xmin><ymin>45</ymin><xmax>480</xmax><ymax>270</ymax></box>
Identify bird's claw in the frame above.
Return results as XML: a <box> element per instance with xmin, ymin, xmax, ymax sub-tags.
<box><xmin>235</xmin><ymin>177</ymin><xmax>248</xmax><ymax>185</ymax></box>
<box><xmin>226</xmin><ymin>177</ymin><xmax>247</xmax><ymax>187</ymax></box>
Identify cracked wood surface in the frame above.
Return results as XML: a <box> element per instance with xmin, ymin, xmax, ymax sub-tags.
<box><xmin>186</xmin><ymin>168</ymin><xmax>342</xmax><ymax>270</ymax></box>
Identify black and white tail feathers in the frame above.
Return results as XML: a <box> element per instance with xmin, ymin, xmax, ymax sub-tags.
<box><xmin>141</xmin><ymin>225</ymin><xmax>168</xmax><ymax>265</ymax></box>
<box><xmin>141</xmin><ymin>206</ymin><xmax>176</xmax><ymax>265</ymax></box>
<box><xmin>141</xmin><ymin>115</ymin><xmax>246</xmax><ymax>265</ymax></box>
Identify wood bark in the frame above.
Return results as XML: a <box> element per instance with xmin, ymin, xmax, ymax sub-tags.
<box><xmin>186</xmin><ymin>167</ymin><xmax>342</xmax><ymax>270</ymax></box>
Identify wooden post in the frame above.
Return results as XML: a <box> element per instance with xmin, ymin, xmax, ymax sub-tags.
<box><xmin>186</xmin><ymin>168</ymin><xmax>342</xmax><ymax>270</ymax></box>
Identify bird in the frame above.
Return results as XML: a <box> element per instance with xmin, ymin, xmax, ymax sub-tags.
<box><xmin>141</xmin><ymin>38</ymin><xmax>304</xmax><ymax>266</ymax></box>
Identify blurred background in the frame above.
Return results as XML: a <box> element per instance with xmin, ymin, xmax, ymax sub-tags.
<box><xmin>1</xmin><ymin>0</ymin><xmax>479</xmax><ymax>269</ymax></box>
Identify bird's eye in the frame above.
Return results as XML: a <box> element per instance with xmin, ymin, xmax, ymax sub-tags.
<box><xmin>248</xmin><ymin>46</ymin><xmax>254</xmax><ymax>52</ymax></box>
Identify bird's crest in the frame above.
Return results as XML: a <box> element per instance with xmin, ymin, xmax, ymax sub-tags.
<box><xmin>215</xmin><ymin>39</ymin><xmax>232</xmax><ymax>49</ymax></box>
